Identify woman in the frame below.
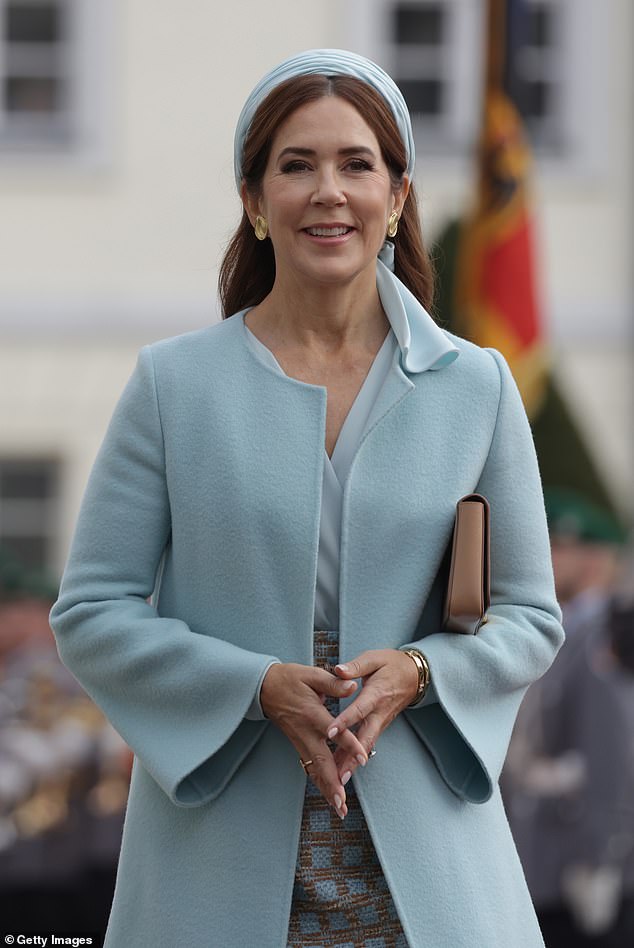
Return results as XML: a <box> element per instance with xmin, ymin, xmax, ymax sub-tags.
<box><xmin>50</xmin><ymin>49</ymin><xmax>564</xmax><ymax>947</ymax></box>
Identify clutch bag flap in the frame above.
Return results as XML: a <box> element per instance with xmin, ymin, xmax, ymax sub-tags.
<box><xmin>443</xmin><ymin>493</ymin><xmax>490</xmax><ymax>635</ymax></box>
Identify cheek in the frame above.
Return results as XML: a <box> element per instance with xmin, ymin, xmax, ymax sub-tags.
<box><xmin>361</xmin><ymin>189</ymin><xmax>394</xmax><ymax>223</ymax></box>
<box><xmin>265</xmin><ymin>192</ymin><xmax>305</xmax><ymax>229</ymax></box>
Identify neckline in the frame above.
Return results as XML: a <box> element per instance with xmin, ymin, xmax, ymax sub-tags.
<box><xmin>242</xmin><ymin>311</ymin><xmax>392</xmax><ymax>379</ymax></box>
<box><xmin>238</xmin><ymin>258</ymin><xmax>460</xmax><ymax>378</ymax></box>
<box><xmin>242</xmin><ymin>313</ymin><xmax>397</xmax><ymax>461</ymax></box>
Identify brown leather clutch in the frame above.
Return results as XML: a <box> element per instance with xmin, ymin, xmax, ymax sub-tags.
<box><xmin>442</xmin><ymin>493</ymin><xmax>490</xmax><ymax>635</ymax></box>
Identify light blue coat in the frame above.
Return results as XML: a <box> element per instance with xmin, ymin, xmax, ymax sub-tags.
<box><xmin>50</xmin><ymin>307</ymin><xmax>563</xmax><ymax>947</ymax></box>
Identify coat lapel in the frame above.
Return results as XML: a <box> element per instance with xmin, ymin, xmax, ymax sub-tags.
<box><xmin>354</xmin><ymin>353</ymin><xmax>414</xmax><ymax>456</ymax></box>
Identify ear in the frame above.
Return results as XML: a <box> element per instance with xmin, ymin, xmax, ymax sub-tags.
<box><xmin>241</xmin><ymin>181</ymin><xmax>262</xmax><ymax>226</ymax></box>
<box><xmin>392</xmin><ymin>174</ymin><xmax>410</xmax><ymax>217</ymax></box>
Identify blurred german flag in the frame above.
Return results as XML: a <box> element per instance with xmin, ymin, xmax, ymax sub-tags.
<box><xmin>454</xmin><ymin>0</ymin><xmax>545</xmax><ymax>416</ymax></box>
<box><xmin>433</xmin><ymin>0</ymin><xmax>625</xmax><ymax>534</ymax></box>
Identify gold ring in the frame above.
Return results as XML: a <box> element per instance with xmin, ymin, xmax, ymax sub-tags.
<box><xmin>299</xmin><ymin>758</ymin><xmax>314</xmax><ymax>774</ymax></box>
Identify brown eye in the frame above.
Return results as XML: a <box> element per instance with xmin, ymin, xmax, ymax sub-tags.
<box><xmin>345</xmin><ymin>158</ymin><xmax>373</xmax><ymax>172</ymax></box>
<box><xmin>281</xmin><ymin>160</ymin><xmax>311</xmax><ymax>173</ymax></box>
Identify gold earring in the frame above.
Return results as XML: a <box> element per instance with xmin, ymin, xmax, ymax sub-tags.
<box><xmin>387</xmin><ymin>211</ymin><xmax>399</xmax><ymax>238</ymax></box>
<box><xmin>254</xmin><ymin>215</ymin><xmax>268</xmax><ymax>241</ymax></box>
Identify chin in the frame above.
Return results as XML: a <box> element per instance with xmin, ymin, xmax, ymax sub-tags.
<box><xmin>296</xmin><ymin>258</ymin><xmax>373</xmax><ymax>288</ymax></box>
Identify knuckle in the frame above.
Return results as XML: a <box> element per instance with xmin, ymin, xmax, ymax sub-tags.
<box><xmin>354</xmin><ymin>697</ymin><xmax>371</xmax><ymax>721</ymax></box>
<box><xmin>332</xmin><ymin>719</ymin><xmax>347</xmax><ymax>737</ymax></box>
<box><xmin>361</xmin><ymin>733</ymin><xmax>377</xmax><ymax>753</ymax></box>
<box><xmin>352</xmin><ymin>696</ymin><xmax>364</xmax><ymax>714</ymax></box>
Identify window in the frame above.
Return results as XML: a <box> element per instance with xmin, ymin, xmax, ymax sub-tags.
<box><xmin>391</xmin><ymin>3</ymin><xmax>447</xmax><ymax>119</ymax></box>
<box><xmin>512</xmin><ymin>0</ymin><xmax>563</xmax><ymax>149</ymax></box>
<box><xmin>344</xmin><ymin>0</ymin><xmax>608</xmax><ymax>173</ymax></box>
<box><xmin>0</xmin><ymin>0</ymin><xmax>71</xmax><ymax>149</ymax></box>
<box><xmin>0</xmin><ymin>458</ymin><xmax>59</xmax><ymax>575</ymax></box>
<box><xmin>0</xmin><ymin>0</ymin><xmax>112</xmax><ymax>161</ymax></box>
<box><xmin>343</xmin><ymin>0</ymin><xmax>483</xmax><ymax>156</ymax></box>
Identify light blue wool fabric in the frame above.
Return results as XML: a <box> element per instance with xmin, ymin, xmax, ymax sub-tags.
<box><xmin>244</xmin><ymin>315</ymin><xmax>395</xmax><ymax>634</ymax></box>
<box><xmin>244</xmin><ymin>254</ymin><xmax>457</xmax><ymax>646</ymax></box>
<box><xmin>233</xmin><ymin>47</ymin><xmax>416</xmax><ymax>189</ymax></box>
<box><xmin>50</xmin><ymin>291</ymin><xmax>563</xmax><ymax>946</ymax></box>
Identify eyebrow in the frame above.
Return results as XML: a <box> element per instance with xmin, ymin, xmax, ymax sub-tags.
<box><xmin>276</xmin><ymin>146</ymin><xmax>377</xmax><ymax>160</ymax></box>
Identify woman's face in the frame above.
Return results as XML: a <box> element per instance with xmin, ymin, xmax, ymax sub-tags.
<box><xmin>244</xmin><ymin>95</ymin><xmax>408</xmax><ymax>291</ymax></box>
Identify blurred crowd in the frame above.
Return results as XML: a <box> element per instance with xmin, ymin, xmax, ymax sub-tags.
<box><xmin>0</xmin><ymin>563</ymin><xmax>129</xmax><ymax>937</ymax></box>
<box><xmin>502</xmin><ymin>490</ymin><xmax>634</xmax><ymax>947</ymax></box>
<box><xmin>0</xmin><ymin>488</ymin><xmax>632</xmax><ymax>946</ymax></box>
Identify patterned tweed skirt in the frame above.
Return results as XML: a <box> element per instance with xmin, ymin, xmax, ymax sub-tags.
<box><xmin>286</xmin><ymin>631</ymin><xmax>409</xmax><ymax>948</ymax></box>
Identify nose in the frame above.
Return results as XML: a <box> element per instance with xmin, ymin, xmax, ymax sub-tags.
<box><xmin>310</xmin><ymin>166</ymin><xmax>346</xmax><ymax>206</ymax></box>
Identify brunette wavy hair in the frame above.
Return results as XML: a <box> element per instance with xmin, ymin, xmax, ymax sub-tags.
<box><xmin>219</xmin><ymin>74</ymin><xmax>434</xmax><ymax>317</ymax></box>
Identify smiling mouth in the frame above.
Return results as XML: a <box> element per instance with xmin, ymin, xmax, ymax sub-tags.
<box><xmin>304</xmin><ymin>226</ymin><xmax>354</xmax><ymax>237</ymax></box>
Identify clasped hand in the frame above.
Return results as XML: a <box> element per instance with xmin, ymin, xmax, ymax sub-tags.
<box><xmin>260</xmin><ymin>649</ymin><xmax>419</xmax><ymax>819</ymax></box>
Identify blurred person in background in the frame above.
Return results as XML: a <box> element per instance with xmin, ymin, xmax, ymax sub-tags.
<box><xmin>502</xmin><ymin>490</ymin><xmax>634</xmax><ymax>947</ymax></box>
<box><xmin>50</xmin><ymin>49</ymin><xmax>564</xmax><ymax>948</ymax></box>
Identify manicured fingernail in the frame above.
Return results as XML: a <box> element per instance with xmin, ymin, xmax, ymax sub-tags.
<box><xmin>327</xmin><ymin>726</ymin><xmax>338</xmax><ymax>740</ymax></box>
<box><xmin>342</xmin><ymin>771</ymin><xmax>352</xmax><ymax>786</ymax></box>
<box><xmin>357</xmin><ymin>754</ymin><xmax>367</xmax><ymax>767</ymax></box>
<box><xmin>336</xmin><ymin>663</ymin><xmax>350</xmax><ymax>673</ymax></box>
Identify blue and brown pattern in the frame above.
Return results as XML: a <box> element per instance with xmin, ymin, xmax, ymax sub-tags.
<box><xmin>286</xmin><ymin>631</ymin><xmax>409</xmax><ymax>948</ymax></box>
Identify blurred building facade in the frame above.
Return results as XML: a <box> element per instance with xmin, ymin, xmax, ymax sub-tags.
<box><xmin>0</xmin><ymin>0</ymin><xmax>632</xmax><ymax>584</ymax></box>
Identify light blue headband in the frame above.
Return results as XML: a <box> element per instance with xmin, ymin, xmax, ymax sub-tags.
<box><xmin>233</xmin><ymin>48</ymin><xmax>415</xmax><ymax>191</ymax></box>
<box><xmin>232</xmin><ymin>49</ymin><xmax>457</xmax><ymax>373</ymax></box>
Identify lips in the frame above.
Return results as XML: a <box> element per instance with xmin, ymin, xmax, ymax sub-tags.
<box><xmin>304</xmin><ymin>225</ymin><xmax>354</xmax><ymax>237</ymax></box>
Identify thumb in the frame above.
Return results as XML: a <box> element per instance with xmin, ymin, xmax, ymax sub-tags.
<box><xmin>312</xmin><ymin>669</ymin><xmax>358</xmax><ymax>698</ymax></box>
<box><xmin>334</xmin><ymin>651</ymin><xmax>381</xmax><ymax>679</ymax></box>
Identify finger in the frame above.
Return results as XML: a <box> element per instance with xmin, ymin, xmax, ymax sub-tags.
<box><xmin>272</xmin><ymin>678</ymin><xmax>360</xmax><ymax>758</ymax></box>
<box><xmin>260</xmin><ymin>664</ymin><xmax>357</xmax><ymax>818</ymax></box>
<box><xmin>333</xmin><ymin>744</ymin><xmax>355</xmax><ymax>786</ymax></box>
<box><xmin>329</xmin><ymin>653</ymin><xmax>413</xmax><ymax>737</ymax></box>
<box><xmin>289</xmin><ymin>699</ymin><xmax>365</xmax><ymax>788</ymax></box>
<box><xmin>309</xmin><ymin>668</ymin><xmax>358</xmax><ymax>700</ymax></box>
<box><xmin>333</xmin><ymin>650</ymin><xmax>382</xmax><ymax>680</ymax></box>
<box><xmin>303</xmin><ymin>669</ymin><xmax>362</xmax><ymax>743</ymax></box>
<box><xmin>310</xmin><ymin>701</ymin><xmax>364</xmax><ymax>750</ymax></box>
<box><xmin>334</xmin><ymin>720</ymin><xmax>380</xmax><ymax>783</ymax></box>
<box><xmin>326</xmin><ymin>720</ymin><xmax>369</xmax><ymax>768</ymax></box>
<box><xmin>297</xmin><ymin>693</ymin><xmax>367</xmax><ymax>765</ymax></box>
<box><xmin>333</xmin><ymin>714</ymin><xmax>378</xmax><ymax>768</ymax></box>
<box><xmin>327</xmin><ymin>689</ymin><xmax>376</xmax><ymax>738</ymax></box>
<box><xmin>261</xmin><ymin>663</ymin><xmax>356</xmax><ymax>725</ymax></box>
<box><xmin>301</xmin><ymin>748</ymin><xmax>348</xmax><ymax>820</ymax></box>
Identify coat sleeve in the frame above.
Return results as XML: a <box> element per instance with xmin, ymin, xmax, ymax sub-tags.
<box><xmin>402</xmin><ymin>348</ymin><xmax>564</xmax><ymax>804</ymax></box>
<box><xmin>49</xmin><ymin>347</ymin><xmax>280</xmax><ymax>807</ymax></box>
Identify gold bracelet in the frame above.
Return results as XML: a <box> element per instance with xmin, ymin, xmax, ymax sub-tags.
<box><xmin>402</xmin><ymin>648</ymin><xmax>430</xmax><ymax>706</ymax></box>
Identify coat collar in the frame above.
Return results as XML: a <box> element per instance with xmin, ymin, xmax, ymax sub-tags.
<box><xmin>376</xmin><ymin>253</ymin><xmax>459</xmax><ymax>374</ymax></box>
<box><xmin>239</xmin><ymin>248</ymin><xmax>458</xmax><ymax>379</ymax></box>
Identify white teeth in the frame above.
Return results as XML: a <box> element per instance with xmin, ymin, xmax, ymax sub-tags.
<box><xmin>306</xmin><ymin>226</ymin><xmax>351</xmax><ymax>237</ymax></box>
